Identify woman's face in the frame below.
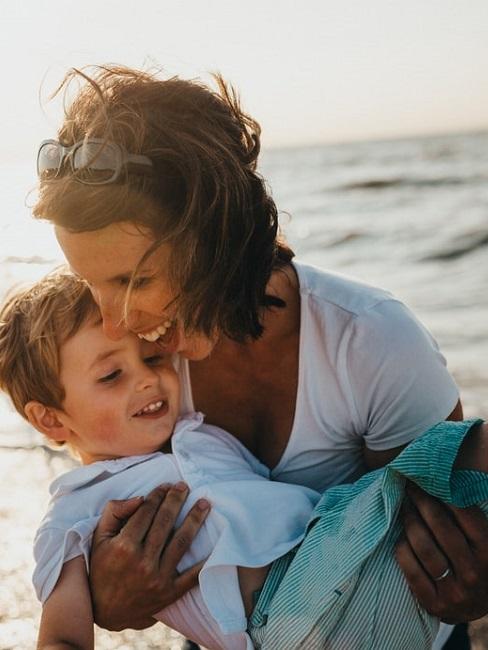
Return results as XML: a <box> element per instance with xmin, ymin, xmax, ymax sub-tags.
<box><xmin>55</xmin><ymin>222</ymin><xmax>217</xmax><ymax>360</ymax></box>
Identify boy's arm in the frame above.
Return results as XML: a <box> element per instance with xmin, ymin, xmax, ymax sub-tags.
<box><xmin>37</xmin><ymin>556</ymin><xmax>94</xmax><ymax>650</ymax></box>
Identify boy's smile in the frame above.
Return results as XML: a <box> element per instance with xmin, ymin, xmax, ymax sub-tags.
<box><xmin>133</xmin><ymin>399</ymin><xmax>167</xmax><ymax>417</ymax></box>
<box><xmin>55</xmin><ymin>314</ymin><xmax>180</xmax><ymax>464</ymax></box>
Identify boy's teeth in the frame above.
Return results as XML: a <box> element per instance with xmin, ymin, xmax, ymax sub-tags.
<box><xmin>137</xmin><ymin>400</ymin><xmax>163</xmax><ymax>416</ymax></box>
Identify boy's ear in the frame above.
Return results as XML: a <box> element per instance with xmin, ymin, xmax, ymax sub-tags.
<box><xmin>24</xmin><ymin>401</ymin><xmax>71</xmax><ymax>443</ymax></box>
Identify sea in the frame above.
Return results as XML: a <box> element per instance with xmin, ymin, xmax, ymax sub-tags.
<box><xmin>0</xmin><ymin>130</ymin><xmax>487</xmax><ymax>648</ymax></box>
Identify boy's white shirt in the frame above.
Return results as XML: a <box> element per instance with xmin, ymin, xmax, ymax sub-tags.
<box><xmin>33</xmin><ymin>412</ymin><xmax>320</xmax><ymax>650</ymax></box>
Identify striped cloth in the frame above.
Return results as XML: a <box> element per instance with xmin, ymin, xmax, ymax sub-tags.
<box><xmin>248</xmin><ymin>419</ymin><xmax>487</xmax><ymax>650</ymax></box>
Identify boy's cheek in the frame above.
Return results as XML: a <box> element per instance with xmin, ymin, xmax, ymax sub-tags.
<box><xmin>89</xmin><ymin>411</ymin><xmax>123</xmax><ymax>441</ymax></box>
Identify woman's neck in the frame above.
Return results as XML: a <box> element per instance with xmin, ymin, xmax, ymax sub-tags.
<box><xmin>188</xmin><ymin>263</ymin><xmax>301</xmax><ymax>466</ymax></box>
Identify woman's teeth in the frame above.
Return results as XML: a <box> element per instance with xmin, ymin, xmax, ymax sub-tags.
<box><xmin>138</xmin><ymin>321</ymin><xmax>173</xmax><ymax>342</ymax></box>
<box><xmin>135</xmin><ymin>400</ymin><xmax>164</xmax><ymax>416</ymax></box>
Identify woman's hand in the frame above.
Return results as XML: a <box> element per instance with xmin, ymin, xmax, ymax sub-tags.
<box><xmin>89</xmin><ymin>483</ymin><xmax>210</xmax><ymax>631</ymax></box>
<box><xmin>396</xmin><ymin>481</ymin><xmax>488</xmax><ymax>623</ymax></box>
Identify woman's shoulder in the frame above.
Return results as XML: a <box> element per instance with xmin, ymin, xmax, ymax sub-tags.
<box><xmin>294</xmin><ymin>260</ymin><xmax>435</xmax><ymax>358</ymax></box>
<box><xmin>292</xmin><ymin>259</ymin><xmax>397</xmax><ymax>318</ymax></box>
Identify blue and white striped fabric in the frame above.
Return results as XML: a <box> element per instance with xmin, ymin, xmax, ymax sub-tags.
<box><xmin>249</xmin><ymin>419</ymin><xmax>486</xmax><ymax>650</ymax></box>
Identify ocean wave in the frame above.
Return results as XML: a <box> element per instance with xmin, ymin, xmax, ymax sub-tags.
<box><xmin>338</xmin><ymin>175</ymin><xmax>486</xmax><ymax>191</ymax></box>
<box><xmin>422</xmin><ymin>231</ymin><xmax>488</xmax><ymax>261</ymax></box>
<box><xmin>3</xmin><ymin>255</ymin><xmax>56</xmax><ymax>265</ymax></box>
<box><xmin>326</xmin><ymin>232</ymin><xmax>365</xmax><ymax>247</ymax></box>
<box><xmin>296</xmin><ymin>231</ymin><xmax>366</xmax><ymax>252</ymax></box>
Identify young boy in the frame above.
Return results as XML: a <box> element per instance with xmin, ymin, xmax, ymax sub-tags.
<box><xmin>0</xmin><ymin>269</ymin><xmax>487</xmax><ymax>650</ymax></box>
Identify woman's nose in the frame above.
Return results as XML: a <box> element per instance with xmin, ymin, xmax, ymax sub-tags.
<box><xmin>101</xmin><ymin>316</ymin><xmax>128</xmax><ymax>341</ymax></box>
<box><xmin>93</xmin><ymin>291</ymin><xmax>128</xmax><ymax>340</ymax></box>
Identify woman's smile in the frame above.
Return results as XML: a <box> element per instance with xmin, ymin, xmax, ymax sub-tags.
<box><xmin>55</xmin><ymin>222</ymin><xmax>217</xmax><ymax>360</ymax></box>
<box><xmin>137</xmin><ymin>319</ymin><xmax>175</xmax><ymax>343</ymax></box>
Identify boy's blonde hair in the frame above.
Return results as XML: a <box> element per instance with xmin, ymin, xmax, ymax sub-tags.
<box><xmin>0</xmin><ymin>269</ymin><xmax>98</xmax><ymax>418</ymax></box>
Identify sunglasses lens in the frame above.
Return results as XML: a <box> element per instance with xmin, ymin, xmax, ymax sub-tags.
<box><xmin>37</xmin><ymin>142</ymin><xmax>63</xmax><ymax>177</ymax></box>
<box><xmin>73</xmin><ymin>141</ymin><xmax>120</xmax><ymax>183</ymax></box>
<box><xmin>37</xmin><ymin>139</ymin><xmax>150</xmax><ymax>185</ymax></box>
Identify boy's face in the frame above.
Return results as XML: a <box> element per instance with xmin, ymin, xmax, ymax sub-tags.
<box><xmin>57</xmin><ymin>315</ymin><xmax>180</xmax><ymax>464</ymax></box>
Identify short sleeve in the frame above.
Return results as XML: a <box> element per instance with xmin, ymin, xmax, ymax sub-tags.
<box><xmin>32</xmin><ymin>517</ymin><xmax>98</xmax><ymax>603</ymax></box>
<box><xmin>346</xmin><ymin>299</ymin><xmax>459</xmax><ymax>451</ymax></box>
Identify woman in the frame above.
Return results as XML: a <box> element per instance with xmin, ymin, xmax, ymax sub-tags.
<box><xmin>34</xmin><ymin>65</ymin><xmax>488</xmax><ymax>647</ymax></box>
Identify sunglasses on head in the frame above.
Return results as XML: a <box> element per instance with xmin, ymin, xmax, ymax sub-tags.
<box><xmin>37</xmin><ymin>138</ymin><xmax>153</xmax><ymax>185</ymax></box>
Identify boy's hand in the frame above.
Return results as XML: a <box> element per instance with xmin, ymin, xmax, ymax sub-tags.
<box><xmin>396</xmin><ymin>481</ymin><xmax>488</xmax><ymax>623</ymax></box>
<box><xmin>89</xmin><ymin>483</ymin><xmax>209</xmax><ymax>631</ymax></box>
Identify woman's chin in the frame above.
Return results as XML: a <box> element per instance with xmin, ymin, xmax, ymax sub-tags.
<box><xmin>155</xmin><ymin>323</ymin><xmax>218</xmax><ymax>360</ymax></box>
<box><xmin>179</xmin><ymin>335</ymin><xmax>218</xmax><ymax>361</ymax></box>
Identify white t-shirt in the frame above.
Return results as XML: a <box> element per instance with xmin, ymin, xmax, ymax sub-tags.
<box><xmin>32</xmin><ymin>413</ymin><xmax>319</xmax><ymax>650</ymax></box>
<box><xmin>180</xmin><ymin>261</ymin><xmax>459</xmax><ymax>492</ymax></box>
<box><xmin>179</xmin><ymin>261</ymin><xmax>459</xmax><ymax>649</ymax></box>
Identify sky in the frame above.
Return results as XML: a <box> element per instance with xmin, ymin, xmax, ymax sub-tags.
<box><xmin>1</xmin><ymin>0</ymin><xmax>488</xmax><ymax>162</ymax></box>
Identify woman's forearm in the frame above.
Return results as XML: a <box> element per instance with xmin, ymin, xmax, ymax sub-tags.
<box><xmin>454</xmin><ymin>422</ymin><xmax>488</xmax><ymax>473</ymax></box>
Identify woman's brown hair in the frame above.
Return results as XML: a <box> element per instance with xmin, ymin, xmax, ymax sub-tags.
<box><xmin>34</xmin><ymin>65</ymin><xmax>294</xmax><ymax>341</ymax></box>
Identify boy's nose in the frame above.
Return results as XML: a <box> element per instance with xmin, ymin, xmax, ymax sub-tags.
<box><xmin>135</xmin><ymin>366</ymin><xmax>159</xmax><ymax>392</ymax></box>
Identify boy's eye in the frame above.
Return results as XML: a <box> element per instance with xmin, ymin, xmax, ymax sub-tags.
<box><xmin>98</xmin><ymin>369</ymin><xmax>121</xmax><ymax>383</ymax></box>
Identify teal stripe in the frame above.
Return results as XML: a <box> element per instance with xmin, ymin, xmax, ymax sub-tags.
<box><xmin>248</xmin><ymin>419</ymin><xmax>486</xmax><ymax>650</ymax></box>
<box><xmin>249</xmin><ymin>547</ymin><xmax>297</xmax><ymax>629</ymax></box>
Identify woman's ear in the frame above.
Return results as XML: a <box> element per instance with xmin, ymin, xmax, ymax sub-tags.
<box><xmin>24</xmin><ymin>401</ymin><xmax>71</xmax><ymax>444</ymax></box>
